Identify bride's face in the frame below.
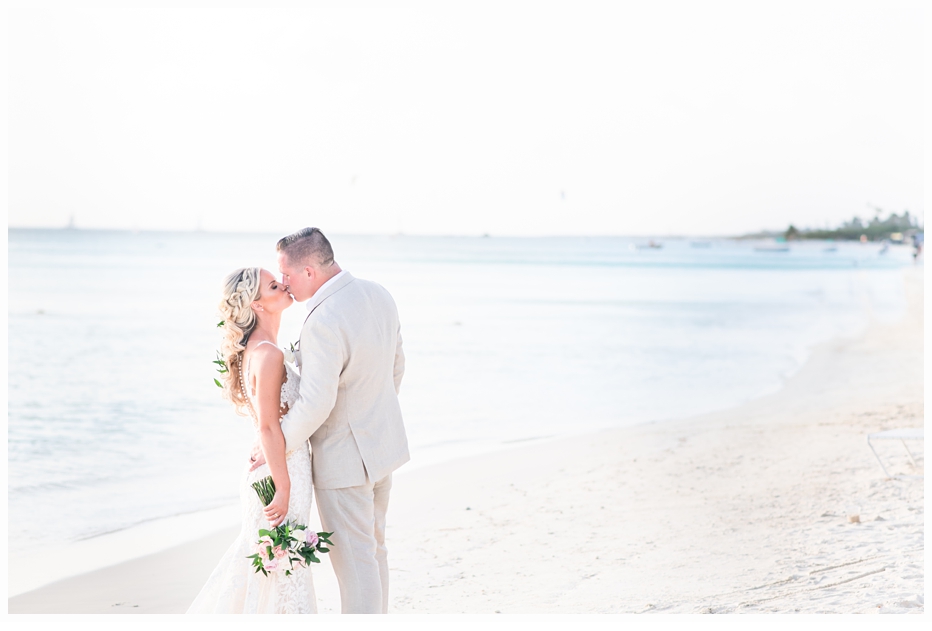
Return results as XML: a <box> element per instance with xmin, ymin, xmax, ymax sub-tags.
<box><xmin>254</xmin><ymin>269</ymin><xmax>294</xmax><ymax>314</ymax></box>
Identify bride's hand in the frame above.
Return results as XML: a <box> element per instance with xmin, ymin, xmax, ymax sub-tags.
<box><xmin>264</xmin><ymin>490</ymin><xmax>290</xmax><ymax>528</ymax></box>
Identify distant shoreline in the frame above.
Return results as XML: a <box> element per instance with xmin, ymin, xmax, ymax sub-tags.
<box><xmin>8</xmin><ymin>225</ymin><xmax>851</xmax><ymax>240</ymax></box>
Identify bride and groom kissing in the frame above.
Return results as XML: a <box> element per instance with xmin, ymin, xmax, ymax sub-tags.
<box><xmin>188</xmin><ymin>227</ymin><xmax>408</xmax><ymax>614</ymax></box>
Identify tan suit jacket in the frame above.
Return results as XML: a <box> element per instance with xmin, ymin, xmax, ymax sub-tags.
<box><xmin>280</xmin><ymin>272</ymin><xmax>409</xmax><ymax>489</ymax></box>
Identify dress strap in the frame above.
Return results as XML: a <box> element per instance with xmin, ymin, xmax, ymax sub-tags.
<box><xmin>243</xmin><ymin>341</ymin><xmax>279</xmax><ymax>387</ymax></box>
<box><xmin>243</xmin><ymin>342</ymin><xmax>277</xmax><ymax>408</ymax></box>
<box><xmin>242</xmin><ymin>341</ymin><xmax>282</xmax><ymax>427</ymax></box>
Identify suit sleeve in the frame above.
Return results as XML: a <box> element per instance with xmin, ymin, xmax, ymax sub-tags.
<box><xmin>280</xmin><ymin>318</ymin><xmax>344</xmax><ymax>453</ymax></box>
<box><xmin>393</xmin><ymin>323</ymin><xmax>405</xmax><ymax>395</ymax></box>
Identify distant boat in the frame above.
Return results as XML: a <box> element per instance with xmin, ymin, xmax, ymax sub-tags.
<box><xmin>754</xmin><ymin>244</ymin><xmax>790</xmax><ymax>252</ymax></box>
<box><xmin>690</xmin><ymin>240</ymin><xmax>713</xmax><ymax>248</ymax></box>
<box><xmin>823</xmin><ymin>245</ymin><xmax>838</xmax><ymax>252</ymax></box>
<box><xmin>65</xmin><ymin>214</ymin><xmax>76</xmax><ymax>229</ymax></box>
<box><xmin>879</xmin><ymin>242</ymin><xmax>890</xmax><ymax>255</ymax></box>
<box><xmin>631</xmin><ymin>240</ymin><xmax>663</xmax><ymax>250</ymax></box>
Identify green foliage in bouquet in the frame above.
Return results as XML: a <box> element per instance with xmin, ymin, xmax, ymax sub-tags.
<box><xmin>246</xmin><ymin>475</ymin><xmax>335</xmax><ymax>576</ymax></box>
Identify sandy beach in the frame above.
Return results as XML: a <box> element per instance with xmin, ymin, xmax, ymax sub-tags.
<box><xmin>9</xmin><ymin>268</ymin><xmax>923</xmax><ymax>614</ymax></box>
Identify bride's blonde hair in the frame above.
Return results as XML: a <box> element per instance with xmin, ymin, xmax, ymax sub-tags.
<box><xmin>218</xmin><ymin>267</ymin><xmax>261</xmax><ymax>416</ymax></box>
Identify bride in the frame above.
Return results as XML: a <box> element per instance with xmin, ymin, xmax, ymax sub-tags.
<box><xmin>188</xmin><ymin>267</ymin><xmax>317</xmax><ymax>614</ymax></box>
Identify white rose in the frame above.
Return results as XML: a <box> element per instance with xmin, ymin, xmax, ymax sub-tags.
<box><xmin>283</xmin><ymin>347</ymin><xmax>295</xmax><ymax>364</ymax></box>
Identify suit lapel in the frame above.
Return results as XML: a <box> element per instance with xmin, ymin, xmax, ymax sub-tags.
<box><xmin>304</xmin><ymin>272</ymin><xmax>355</xmax><ymax>322</ymax></box>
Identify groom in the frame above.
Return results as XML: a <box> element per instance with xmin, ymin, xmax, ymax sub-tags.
<box><xmin>251</xmin><ymin>227</ymin><xmax>409</xmax><ymax>614</ymax></box>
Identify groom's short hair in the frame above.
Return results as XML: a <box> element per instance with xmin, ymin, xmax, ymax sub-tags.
<box><xmin>277</xmin><ymin>227</ymin><xmax>335</xmax><ymax>268</ymax></box>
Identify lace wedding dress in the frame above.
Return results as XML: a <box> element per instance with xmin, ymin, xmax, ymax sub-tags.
<box><xmin>188</xmin><ymin>345</ymin><xmax>317</xmax><ymax>614</ymax></box>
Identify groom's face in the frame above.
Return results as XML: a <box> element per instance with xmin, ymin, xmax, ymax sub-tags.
<box><xmin>278</xmin><ymin>251</ymin><xmax>316</xmax><ymax>302</ymax></box>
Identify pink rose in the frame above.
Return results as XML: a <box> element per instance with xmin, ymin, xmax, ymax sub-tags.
<box><xmin>265</xmin><ymin>560</ymin><xmax>279</xmax><ymax>572</ymax></box>
<box><xmin>305</xmin><ymin>531</ymin><xmax>319</xmax><ymax>547</ymax></box>
<box><xmin>273</xmin><ymin>545</ymin><xmax>288</xmax><ymax>559</ymax></box>
<box><xmin>256</xmin><ymin>541</ymin><xmax>270</xmax><ymax>556</ymax></box>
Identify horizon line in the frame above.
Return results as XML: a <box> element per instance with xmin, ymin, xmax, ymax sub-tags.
<box><xmin>8</xmin><ymin>225</ymin><xmax>788</xmax><ymax>240</ymax></box>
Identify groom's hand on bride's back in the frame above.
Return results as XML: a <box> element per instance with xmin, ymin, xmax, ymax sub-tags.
<box><xmin>249</xmin><ymin>444</ymin><xmax>266</xmax><ymax>471</ymax></box>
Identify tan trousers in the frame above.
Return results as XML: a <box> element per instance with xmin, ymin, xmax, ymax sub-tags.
<box><xmin>315</xmin><ymin>473</ymin><xmax>392</xmax><ymax>614</ymax></box>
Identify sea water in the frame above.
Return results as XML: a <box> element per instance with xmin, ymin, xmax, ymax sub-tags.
<box><xmin>7</xmin><ymin>229</ymin><xmax>913</xmax><ymax>575</ymax></box>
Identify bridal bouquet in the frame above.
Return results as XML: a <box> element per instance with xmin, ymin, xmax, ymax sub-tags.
<box><xmin>247</xmin><ymin>476</ymin><xmax>334</xmax><ymax>577</ymax></box>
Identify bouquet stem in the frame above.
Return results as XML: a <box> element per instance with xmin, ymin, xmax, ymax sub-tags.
<box><xmin>252</xmin><ymin>475</ymin><xmax>276</xmax><ymax>507</ymax></box>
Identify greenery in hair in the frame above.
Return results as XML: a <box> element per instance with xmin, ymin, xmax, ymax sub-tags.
<box><xmin>213</xmin><ymin>350</ymin><xmax>228</xmax><ymax>388</ymax></box>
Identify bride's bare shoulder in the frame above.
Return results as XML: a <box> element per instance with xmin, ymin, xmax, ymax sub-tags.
<box><xmin>246</xmin><ymin>341</ymin><xmax>284</xmax><ymax>377</ymax></box>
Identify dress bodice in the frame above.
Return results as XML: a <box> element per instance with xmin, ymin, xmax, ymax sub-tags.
<box><xmin>278</xmin><ymin>362</ymin><xmax>300</xmax><ymax>411</ymax></box>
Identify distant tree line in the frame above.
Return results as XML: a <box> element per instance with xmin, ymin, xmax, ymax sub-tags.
<box><xmin>785</xmin><ymin>209</ymin><xmax>921</xmax><ymax>242</ymax></box>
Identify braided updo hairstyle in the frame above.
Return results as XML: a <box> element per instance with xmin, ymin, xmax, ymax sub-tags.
<box><xmin>218</xmin><ymin>267</ymin><xmax>262</xmax><ymax>416</ymax></box>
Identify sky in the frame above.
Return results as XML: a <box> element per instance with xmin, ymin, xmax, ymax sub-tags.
<box><xmin>6</xmin><ymin>1</ymin><xmax>925</xmax><ymax>236</ymax></box>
